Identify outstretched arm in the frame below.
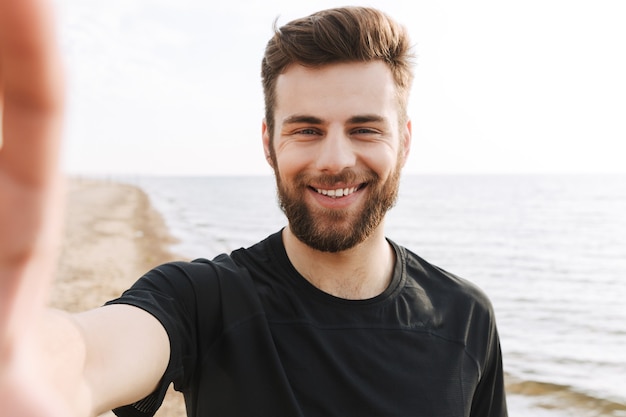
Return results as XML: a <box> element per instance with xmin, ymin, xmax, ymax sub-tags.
<box><xmin>0</xmin><ymin>1</ymin><xmax>171</xmax><ymax>416</ymax></box>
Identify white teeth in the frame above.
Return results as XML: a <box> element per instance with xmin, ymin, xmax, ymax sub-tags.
<box><xmin>315</xmin><ymin>186</ymin><xmax>357</xmax><ymax>198</ymax></box>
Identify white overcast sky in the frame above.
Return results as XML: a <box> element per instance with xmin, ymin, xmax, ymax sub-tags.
<box><xmin>54</xmin><ymin>0</ymin><xmax>626</xmax><ymax>176</ymax></box>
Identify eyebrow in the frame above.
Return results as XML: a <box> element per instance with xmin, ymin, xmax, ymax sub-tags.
<box><xmin>282</xmin><ymin>114</ymin><xmax>386</xmax><ymax>125</ymax></box>
<box><xmin>282</xmin><ymin>115</ymin><xmax>324</xmax><ymax>125</ymax></box>
<box><xmin>347</xmin><ymin>114</ymin><xmax>386</xmax><ymax>124</ymax></box>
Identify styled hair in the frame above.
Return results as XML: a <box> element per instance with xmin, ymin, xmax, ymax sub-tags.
<box><xmin>261</xmin><ymin>6</ymin><xmax>415</xmax><ymax>141</ymax></box>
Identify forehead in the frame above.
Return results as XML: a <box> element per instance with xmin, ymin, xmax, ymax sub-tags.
<box><xmin>274</xmin><ymin>61</ymin><xmax>399</xmax><ymax>122</ymax></box>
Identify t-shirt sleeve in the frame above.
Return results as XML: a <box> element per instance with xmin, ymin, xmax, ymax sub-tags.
<box><xmin>104</xmin><ymin>259</ymin><xmax>225</xmax><ymax>417</ymax></box>
<box><xmin>469</xmin><ymin>307</ymin><xmax>508</xmax><ymax>417</ymax></box>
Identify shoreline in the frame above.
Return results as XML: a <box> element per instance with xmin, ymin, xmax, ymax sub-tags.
<box><xmin>51</xmin><ymin>177</ymin><xmax>185</xmax><ymax>417</ymax></box>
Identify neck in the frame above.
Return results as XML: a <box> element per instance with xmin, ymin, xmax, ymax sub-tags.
<box><xmin>282</xmin><ymin>224</ymin><xmax>395</xmax><ymax>300</ymax></box>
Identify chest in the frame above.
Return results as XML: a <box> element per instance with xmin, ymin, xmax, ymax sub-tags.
<box><xmin>269</xmin><ymin>322</ymin><xmax>479</xmax><ymax>417</ymax></box>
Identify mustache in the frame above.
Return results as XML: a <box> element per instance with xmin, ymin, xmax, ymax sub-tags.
<box><xmin>294</xmin><ymin>169</ymin><xmax>379</xmax><ymax>188</ymax></box>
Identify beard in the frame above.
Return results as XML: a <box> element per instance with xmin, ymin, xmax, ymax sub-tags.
<box><xmin>274</xmin><ymin>162</ymin><xmax>402</xmax><ymax>253</ymax></box>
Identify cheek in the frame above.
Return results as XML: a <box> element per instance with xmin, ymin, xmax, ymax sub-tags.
<box><xmin>274</xmin><ymin>145</ymin><xmax>313</xmax><ymax>176</ymax></box>
<box><xmin>361</xmin><ymin>150</ymin><xmax>397</xmax><ymax>178</ymax></box>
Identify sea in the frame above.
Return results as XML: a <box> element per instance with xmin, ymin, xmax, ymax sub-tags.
<box><xmin>121</xmin><ymin>174</ymin><xmax>626</xmax><ymax>417</ymax></box>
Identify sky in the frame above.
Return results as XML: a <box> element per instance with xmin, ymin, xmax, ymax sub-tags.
<box><xmin>54</xmin><ymin>0</ymin><xmax>626</xmax><ymax>176</ymax></box>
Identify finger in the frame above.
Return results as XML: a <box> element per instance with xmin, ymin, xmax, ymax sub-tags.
<box><xmin>0</xmin><ymin>0</ymin><xmax>65</xmax><ymax>352</ymax></box>
<box><xmin>0</xmin><ymin>0</ymin><xmax>64</xmax><ymax>187</ymax></box>
<box><xmin>0</xmin><ymin>0</ymin><xmax>63</xmax><ymax>109</ymax></box>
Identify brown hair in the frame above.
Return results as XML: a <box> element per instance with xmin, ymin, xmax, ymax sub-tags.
<box><xmin>261</xmin><ymin>6</ymin><xmax>415</xmax><ymax>142</ymax></box>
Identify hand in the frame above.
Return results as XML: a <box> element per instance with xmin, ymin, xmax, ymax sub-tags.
<box><xmin>0</xmin><ymin>0</ymin><xmax>69</xmax><ymax>415</ymax></box>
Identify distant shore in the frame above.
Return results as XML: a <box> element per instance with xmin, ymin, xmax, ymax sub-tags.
<box><xmin>51</xmin><ymin>177</ymin><xmax>185</xmax><ymax>417</ymax></box>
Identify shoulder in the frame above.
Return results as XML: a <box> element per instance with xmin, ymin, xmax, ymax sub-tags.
<box><xmin>392</xmin><ymin>242</ymin><xmax>498</xmax><ymax>346</ymax></box>
<box><xmin>395</xmin><ymin>244</ymin><xmax>501</xmax><ymax>362</ymax></box>
<box><xmin>124</xmin><ymin>231</ymin><xmax>283</xmax><ymax>303</ymax></box>
<box><xmin>111</xmin><ymin>249</ymin><xmax>261</xmax><ymax>315</ymax></box>
<box><xmin>398</xmin><ymin>244</ymin><xmax>495</xmax><ymax>313</ymax></box>
<box><xmin>132</xmin><ymin>255</ymin><xmax>242</xmax><ymax>290</ymax></box>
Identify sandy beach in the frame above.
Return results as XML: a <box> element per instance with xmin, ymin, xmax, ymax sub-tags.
<box><xmin>51</xmin><ymin>178</ymin><xmax>186</xmax><ymax>417</ymax></box>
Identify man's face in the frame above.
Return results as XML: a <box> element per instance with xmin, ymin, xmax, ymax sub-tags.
<box><xmin>263</xmin><ymin>61</ymin><xmax>411</xmax><ymax>252</ymax></box>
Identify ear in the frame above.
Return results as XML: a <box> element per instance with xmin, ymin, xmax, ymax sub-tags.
<box><xmin>400</xmin><ymin>119</ymin><xmax>412</xmax><ymax>166</ymax></box>
<box><xmin>261</xmin><ymin>119</ymin><xmax>273</xmax><ymax>167</ymax></box>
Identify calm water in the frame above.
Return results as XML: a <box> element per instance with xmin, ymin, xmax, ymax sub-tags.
<box><xmin>126</xmin><ymin>174</ymin><xmax>626</xmax><ymax>417</ymax></box>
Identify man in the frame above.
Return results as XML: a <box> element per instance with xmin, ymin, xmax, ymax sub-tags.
<box><xmin>0</xmin><ymin>2</ymin><xmax>508</xmax><ymax>416</ymax></box>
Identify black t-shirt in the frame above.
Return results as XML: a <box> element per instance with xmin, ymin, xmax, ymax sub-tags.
<box><xmin>106</xmin><ymin>231</ymin><xmax>507</xmax><ymax>417</ymax></box>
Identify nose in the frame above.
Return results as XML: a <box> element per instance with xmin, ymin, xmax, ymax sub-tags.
<box><xmin>314</xmin><ymin>128</ymin><xmax>356</xmax><ymax>174</ymax></box>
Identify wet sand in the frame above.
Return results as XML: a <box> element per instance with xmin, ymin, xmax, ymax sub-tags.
<box><xmin>50</xmin><ymin>178</ymin><xmax>186</xmax><ymax>417</ymax></box>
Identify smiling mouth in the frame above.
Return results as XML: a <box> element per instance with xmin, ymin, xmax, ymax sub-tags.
<box><xmin>312</xmin><ymin>184</ymin><xmax>366</xmax><ymax>198</ymax></box>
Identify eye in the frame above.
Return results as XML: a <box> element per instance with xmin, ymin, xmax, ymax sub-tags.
<box><xmin>351</xmin><ymin>127</ymin><xmax>381</xmax><ymax>136</ymax></box>
<box><xmin>296</xmin><ymin>128</ymin><xmax>321</xmax><ymax>136</ymax></box>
